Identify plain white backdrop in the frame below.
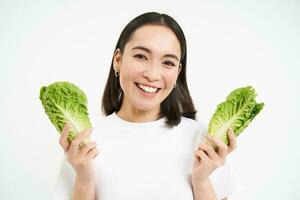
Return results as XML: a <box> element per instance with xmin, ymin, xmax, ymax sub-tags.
<box><xmin>1</xmin><ymin>0</ymin><xmax>299</xmax><ymax>199</ymax></box>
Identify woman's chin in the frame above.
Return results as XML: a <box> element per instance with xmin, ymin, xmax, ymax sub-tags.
<box><xmin>134</xmin><ymin>102</ymin><xmax>159</xmax><ymax>112</ymax></box>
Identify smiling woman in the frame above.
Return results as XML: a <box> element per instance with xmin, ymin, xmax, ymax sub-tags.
<box><xmin>101</xmin><ymin>12</ymin><xmax>197</xmax><ymax>126</ymax></box>
<box><xmin>111</xmin><ymin>24</ymin><xmax>183</xmax><ymax>121</ymax></box>
<box><xmin>52</xmin><ymin>12</ymin><xmax>239</xmax><ymax>200</ymax></box>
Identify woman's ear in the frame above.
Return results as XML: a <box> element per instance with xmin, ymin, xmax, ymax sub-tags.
<box><xmin>113</xmin><ymin>48</ymin><xmax>122</xmax><ymax>72</ymax></box>
<box><xmin>178</xmin><ymin>63</ymin><xmax>182</xmax><ymax>75</ymax></box>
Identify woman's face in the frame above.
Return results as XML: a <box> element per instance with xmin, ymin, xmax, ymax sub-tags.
<box><xmin>113</xmin><ymin>24</ymin><xmax>181</xmax><ymax>113</ymax></box>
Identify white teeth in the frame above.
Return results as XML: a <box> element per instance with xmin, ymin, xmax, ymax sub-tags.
<box><xmin>138</xmin><ymin>84</ymin><xmax>158</xmax><ymax>93</ymax></box>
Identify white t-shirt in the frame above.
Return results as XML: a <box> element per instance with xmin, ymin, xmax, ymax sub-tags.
<box><xmin>52</xmin><ymin>112</ymin><xmax>239</xmax><ymax>200</ymax></box>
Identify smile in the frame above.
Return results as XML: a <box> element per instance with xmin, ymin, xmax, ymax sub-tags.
<box><xmin>135</xmin><ymin>83</ymin><xmax>161</xmax><ymax>94</ymax></box>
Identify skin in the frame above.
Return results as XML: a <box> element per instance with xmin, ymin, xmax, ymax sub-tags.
<box><xmin>59</xmin><ymin>24</ymin><xmax>237</xmax><ymax>200</ymax></box>
<box><xmin>59</xmin><ymin>124</ymin><xmax>98</xmax><ymax>200</ymax></box>
<box><xmin>192</xmin><ymin>129</ymin><xmax>237</xmax><ymax>200</ymax></box>
<box><xmin>113</xmin><ymin>25</ymin><xmax>182</xmax><ymax>123</ymax></box>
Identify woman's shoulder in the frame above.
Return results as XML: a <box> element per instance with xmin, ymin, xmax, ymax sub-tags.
<box><xmin>93</xmin><ymin>112</ymin><xmax>115</xmax><ymax>125</ymax></box>
<box><xmin>180</xmin><ymin>116</ymin><xmax>207</xmax><ymax>131</ymax></box>
<box><xmin>176</xmin><ymin>116</ymin><xmax>208</xmax><ymax>141</ymax></box>
<box><xmin>90</xmin><ymin>113</ymin><xmax>115</xmax><ymax>135</ymax></box>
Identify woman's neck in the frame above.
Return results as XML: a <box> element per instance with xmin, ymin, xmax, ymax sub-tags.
<box><xmin>116</xmin><ymin>106</ymin><xmax>160</xmax><ymax>123</ymax></box>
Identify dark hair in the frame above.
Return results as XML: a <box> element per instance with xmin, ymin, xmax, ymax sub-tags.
<box><xmin>101</xmin><ymin>12</ymin><xmax>197</xmax><ymax>126</ymax></box>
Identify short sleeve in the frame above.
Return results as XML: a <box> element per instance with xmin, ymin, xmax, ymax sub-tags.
<box><xmin>51</xmin><ymin>156</ymin><xmax>76</xmax><ymax>200</ymax></box>
<box><xmin>210</xmin><ymin>163</ymin><xmax>240</xmax><ymax>200</ymax></box>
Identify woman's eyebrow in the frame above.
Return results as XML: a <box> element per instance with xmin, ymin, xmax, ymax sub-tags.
<box><xmin>131</xmin><ymin>45</ymin><xmax>179</xmax><ymax>61</ymax></box>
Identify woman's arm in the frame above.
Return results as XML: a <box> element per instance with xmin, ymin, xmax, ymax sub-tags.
<box><xmin>72</xmin><ymin>176</ymin><xmax>96</xmax><ymax>200</ymax></box>
<box><xmin>192</xmin><ymin>179</ymin><xmax>217</xmax><ymax>200</ymax></box>
<box><xmin>192</xmin><ymin>181</ymin><xmax>229</xmax><ymax>200</ymax></box>
<box><xmin>59</xmin><ymin>124</ymin><xmax>99</xmax><ymax>200</ymax></box>
<box><xmin>192</xmin><ymin>129</ymin><xmax>237</xmax><ymax>200</ymax></box>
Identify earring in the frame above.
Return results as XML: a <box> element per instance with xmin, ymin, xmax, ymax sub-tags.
<box><xmin>115</xmin><ymin>71</ymin><xmax>119</xmax><ymax>77</ymax></box>
<box><xmin>173</xmin><ymin>83</ymin><xmax>177</xmax><ymax>88</ymax></box>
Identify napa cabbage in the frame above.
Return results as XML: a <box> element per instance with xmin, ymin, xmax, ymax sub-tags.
<box><xmin>39</xmin><ymin>81</ymin><xmax>91</xmax><ymax>143</ymax></box>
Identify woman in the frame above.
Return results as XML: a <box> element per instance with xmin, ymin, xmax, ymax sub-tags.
<box><xmin>53</xmin><ymin>12</ymin><xmax>238</xmax><ymax>200</ymax></box>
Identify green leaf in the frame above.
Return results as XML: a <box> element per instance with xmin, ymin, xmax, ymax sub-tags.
<box><xmin>208</xmin><ymin>86</ymin><xmax>264</xmax><ymax>145</ymax></box>
<box><xmin>39</xmin><ymin>81</ymin><xmax>92</xmax><ymax>143</ymax></box>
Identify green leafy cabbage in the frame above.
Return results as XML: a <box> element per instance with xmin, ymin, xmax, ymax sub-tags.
<box><xmin>39</xmin><ymin>81</ymin><xmax>92</xmax><ymax>143</ymax></box>
<box><xmin>208</xmin><ymin>86</ymin><xmax>264</xmax><ymax>145</ymax></box>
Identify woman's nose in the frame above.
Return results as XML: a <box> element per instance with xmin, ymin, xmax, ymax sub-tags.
<box><xmin>142</xmin><ymin>65</ymin><xmax>161</xmax><ymax>81</ymax></box>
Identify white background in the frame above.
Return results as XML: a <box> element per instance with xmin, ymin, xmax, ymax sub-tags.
<box><xmin>1</xmin><ymin>0</ymin><xmax>299</xmax><ymax>199</ymax></box>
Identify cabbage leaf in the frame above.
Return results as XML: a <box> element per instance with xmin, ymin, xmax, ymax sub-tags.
<box><xmin>208</xmin><ymin>86</ymin><xmax>264</xmax><ymax>145</ymax></box>
<box><xmin>39</xmin><ymin>81</ymin><xmax>92</xmax><ymax>143</ymax></box>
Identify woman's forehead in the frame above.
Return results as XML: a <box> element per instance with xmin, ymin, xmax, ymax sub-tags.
<box><xmin>125</xmin><ymin>25</ymin><xmax>181</xmax><ymax>58</ymax></box>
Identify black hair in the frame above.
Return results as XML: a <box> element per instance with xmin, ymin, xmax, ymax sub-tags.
<box><xmin>101</xmin><ymin>12</ymin><xmax>197</xmax><ymax>126</ymax></box>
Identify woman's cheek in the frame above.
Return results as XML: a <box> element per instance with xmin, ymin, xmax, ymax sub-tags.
<box><xmin>127</xmin><ymin>62</ymin><xmax>144</xmax><ymax>75</ymax></box>
<box><xmin>165</xmin><ymin>71</ymin><xmax>179</xmax><ymax>88</ymax></box>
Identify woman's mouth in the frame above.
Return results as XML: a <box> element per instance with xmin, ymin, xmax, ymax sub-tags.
<box><xmin>135</xmin><ymin>83</ymin><xmax>161</xmax><ymax>96</ymax></box>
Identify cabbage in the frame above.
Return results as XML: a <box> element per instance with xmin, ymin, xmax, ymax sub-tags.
<box><xmin>39</xmin><ymin>81</ymin><xmax>92</xmax><ymax>143</ymax></box>
<box><xmin>208</xmin><ymin>86</ymin><xmax>264</xmax><ymax>145</ymax></box>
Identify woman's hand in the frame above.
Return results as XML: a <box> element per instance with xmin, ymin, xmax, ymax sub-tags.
<box><xmin>192</xmin><ymin>128</ymin><xmax>237</xmax><ymax>186</ymax></box>
<box><xmin>59</xmin><ymin>124</ymin><xmax>99</xmax><ymax>183</ymax></box>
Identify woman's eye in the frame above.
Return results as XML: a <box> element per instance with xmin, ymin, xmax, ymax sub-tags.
<box><xmin>134</xmin><ymin>54</ymin><xmax>147</xmax><ymax>60</ymax></box>
<box><xmin>164</xmin><ymin>61</ymin><xmax>175</xmax><ymax>66</ymax></box>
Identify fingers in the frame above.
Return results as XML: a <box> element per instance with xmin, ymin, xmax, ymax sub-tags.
<box><xmin>206</xmin><ymin>135</ymin><xmax>228</xmax><ymax>160</ymax></box>
<box><xmin>59</xmin><ymin>123</ymin><xmax>71</xmax><ymax>152</ymax></box>
<box><xmin>69</xmin><ymin>128</ymin><xmax>93</xmax><ymax>155</ymax></box>
<box><xmin>86</xmin><ymin>147</ymin><xmax>99</xmax><ymax>160</ymax></box>
<box><xmin>198</xmin><ymin>143</ymin><xmax>219</xmax><ymax>161</ymax></box>
<box><xmin>195</xmin><ymin>150</ymin><xmax>210</xmax><ymax>163</ymax></box>
<box><xmin>227</xmin><ymin>128</ymin><xmax>237</xmax><ymax>153</ymax></box>
<box><xmin>79</xmin><ymin>142</ymin><xmax>97</xmax><ymax>157</ymax></box>
<box><xmin>206</xmin><ymin>128</ymin><xmax>237</xmax><ymax>157</ymax></box>
<box><xmin>197</xmin><ymin>142</ymin><xmax>225</xmax><ymax>166</ymax></box>
<box><xmin>78</xmin><ymin>141</ymin><xmax>99</xmax><ymax>160</ymax></box>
